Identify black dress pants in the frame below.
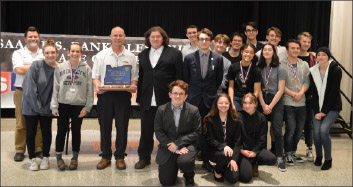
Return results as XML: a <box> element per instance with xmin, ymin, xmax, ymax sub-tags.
<box><xmin>97</xmin><ymin>91</ymin><xmax>131</xmax><ymax>160</ymax></box>
<box><xmin>238</xmin><ymin>149</ymin><xmax>276</xmax><ymax>183</ymax></box>
<box><xmin>55</xmin><ymin>103</ymin><xmax>84</xmax><ymax>152</ymax></box>
<box><xmin>137</xmin><ymin>106</ymin><xmax>158</xmax><ymax>162</ymax></box>
<box><xmin>158</xmin><ymin>150</ymin><xmax>197</xmax><ymax>186</ymax></box>
<box><xmin>209</xmin><ymin>150</ymin><xmax>239</xmax><ymax>184</ymax></box>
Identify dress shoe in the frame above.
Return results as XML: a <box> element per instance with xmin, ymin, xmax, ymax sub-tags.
<box><xmin>96</xmin><ymin>159</ymin><xmax>111</xmax><ymax>170</ymax></box>
<box><xmin>202</xmin><ymin>162</ymin><xmax>214</xmax><ymax>172</ymax></box>
<box><xmin>185</xmin><ymin>177</ymin><xmax>195</xmax><ymax>186</ymax></box>
<box><xmin>35</xmin><ymin>151</ymin><xmax>43</xmax><ymax>159</ymax></box>
<box><xmin>135</xmin><ymin>160</ymin><xmax>150</xmax><ymax>169</ymax></box>
<box><xmin>314</xmin><ymin>156</ymin><xmax>323</xmax><ymax>166</ymax></box>
<box><xmin>214</xmin><ymin>170</ymin><xmax>224</xmax><ymax>182</ymax></box>
<box><xmin>69</xmin><ymin>159</ymin><xmax>78</xmax><ymax>170</ymax></box>
<box><xmin>57</xmin><ymin>160</ymin><xmax>67</xmax><ymax>171</ymax></box>
<box><xmin>116</xmin><ymin>159</ymin><xmax>126</xmax><ymax>170</ymax></box>
<box><xmin>14</xmin><ymin>153</ymin><xmax>25</xmax><ymax>162</ymax></box>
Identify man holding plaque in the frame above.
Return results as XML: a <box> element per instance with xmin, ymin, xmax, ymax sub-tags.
<box><xmin>135</xmin><ymin>26</ymin><xmax>183</xmax><ymax>169</ymax></box>
<box><xmin>281</xmin><ymin>39</ymin><xmax>310</xmax><ymax>166</ymax></box>
<box><xmin>92</xmin><ymin>26</ymin><xmax>138</xmax><ymax>170</ymax></box>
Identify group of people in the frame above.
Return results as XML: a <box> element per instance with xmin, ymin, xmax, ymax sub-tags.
<box><xmin>12</xmin><ymin>22</ymin><xmax>342</xmax><ymax>186</ymax></box>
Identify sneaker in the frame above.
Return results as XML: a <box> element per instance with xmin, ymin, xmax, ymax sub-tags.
<box><xmin>306</xmin><ymin>148</ymin><xmax>314</xmax><ymax>162</ymax></box>
<box><xmin>292</xmin><ymin>153</ymin><xmax>304</xmax><ymax>163</ymax></box>
<box><xmin>277</xmin><ymin>161</ymin><xmax>287</xmax><ymax>172</ymax></box>
<box><xmin>285</xmin><ymin>155</ymin><xmax>295</xmax><ymax>166</ymax></box>
<box><xmin>29</xmin><ymin>158</ymin><xmax>39</xmax><ymax>171</ymax></box>
<box><xmin>40</xmin><ymin>157</ymin><xmax>49</xmax><ymax>170</ymax></box>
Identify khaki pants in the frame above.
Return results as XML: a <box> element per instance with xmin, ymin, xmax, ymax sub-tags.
<box><xmin>14</xmin><ymin>89</ymin><xmax>43</xmax><ymax>153</ymax></box>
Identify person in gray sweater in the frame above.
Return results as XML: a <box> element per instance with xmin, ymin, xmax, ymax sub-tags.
<box><xmin>22</xmin><ymin>39</ymin><xmax>58</xmax><ymax>171</ymax></box>
<box><xmin>50</xmin><ymin>43</ymin><xmax>93</xmax><ymax>170</ymax></box>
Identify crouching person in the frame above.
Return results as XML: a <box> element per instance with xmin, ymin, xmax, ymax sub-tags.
<box><xmin>154</xmin><ymin>80</ymin><xmax>201</xmax><ymax>186</ymax></box>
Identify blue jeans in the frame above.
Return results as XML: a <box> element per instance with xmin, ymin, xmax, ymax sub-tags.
<box><xmin>304</xmin><ymin>97</ymin><xmax>313</xmax><ymax>147</ymax></box>
<box><xmin>284</xmin><ymin>106</ymin><xmax>306</xmax><ymax>154</ymax></box>
<box><xmin>233</xmin><ymin>96</ymin><xmax>243</xmax><ymax>112</ymax></box>
<box><xmin>312</xmin><ymin>111</ymin><xmax>339</xmax><ymax>160</ymax></box>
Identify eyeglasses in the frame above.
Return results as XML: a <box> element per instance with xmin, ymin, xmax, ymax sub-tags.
<box><xmin>171</xmin><ymin>92</ymin><xmax>185</xmax><ymax>96</ymax></box>
<box><xmin>246</xmin><ymin>29</ymin><xmax>257</xmax><ymax>33</ymax></box>
<box><xmin>199</xmin><ymin>38</ymin><xmax>211</xmax><ymax>42</ymax></box>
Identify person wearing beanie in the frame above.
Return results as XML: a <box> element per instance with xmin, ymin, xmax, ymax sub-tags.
<box><xmin>310</xmin><ymin>47</ymin><xmax>342</xmax><ymax>170</ymax></box>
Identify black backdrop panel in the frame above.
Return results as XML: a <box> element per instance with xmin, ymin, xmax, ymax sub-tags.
<box><xmin>1</xmin><ymin>1</ymin><xmax>331</xmax><ymax>51</ymax></box>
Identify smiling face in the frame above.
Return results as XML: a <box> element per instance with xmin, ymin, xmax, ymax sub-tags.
<box><xmin>186</xmin><ymin>28</ymin><xmax>198</xmax><ymax>42</ymax></box>
<box><xmin>217</xmin><ymin>96</ymin><xmax>230</xmax><ymax>114</ymax></box>
<box><xmin>198</xmin><ymin>33</ymin><xmax>212</xmax><ymax>51</ymax></box>
<box><xmin>43</xmin><ymin>46</ymin><xmax>58</xmax><ymax>64</ymax></box>
<box><xmin>214</xmin><ymin>38</ymin><xmax>228</xmax><ymax>54</ymax></box>
<box><xmin>287</xmin><ymin>42</ymin><xmax>300</xmax><ymax>59</ymax></box>
<box><xmin>24</xmin><ymin>31</ymin><xmax>40</xmax><ymax>48</ymax></box>
<box><xmin>266</xmin><ymin>30</ymin><xmax>281</xmax><ymax>47</ymax></box>
<box><xmin>241</xmin><ymin>46</ymin><xmax>255</xmax><ymax>63</ymax></box>
<box><xmin>169</xmin><ymin>86</ymin><xmax>187</xmax><ymax>108</ymax></box>
<box><xmin>110</xmin><ymin>27</ymin><xmax>126</xmax><ymax>47</ymax></box>
<box><xmin>299</xmin><ymin>36</ymin><xmax>312</xmax><ymax>52</ymax></box>
<box><xmin>230</xmin><ymin>35</ymin><xmax>243</xmax><ymax>50</ymax></box>
<box><xmin>68</xmin><ymin>44</ymin><xmax>82</xmax><ymax>63</ymax></box>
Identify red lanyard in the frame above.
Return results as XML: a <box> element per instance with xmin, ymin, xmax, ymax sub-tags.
<box><xmin>240</xmin><ymin>61</ymin><xmax>252</xmax><ymax>84</ymax></box>
<box><xmin>264</xmin><ymin>67</ymin><xmax>272</xmax><ymax>87</ymax></box>
<box><xmin>70</xmin><ymin>62</ymin><xmax>80</xmax><ymax>87</ymax></box>
<box><xmin>288</xmin><ymin>59</ymin><xmax>298</xmax><ymax>81</ymax></box>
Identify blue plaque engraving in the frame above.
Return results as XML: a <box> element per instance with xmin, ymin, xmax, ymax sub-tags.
<box><xmin>104</xmin><ymin>65</ymin><xmax>131</xmax><ymax>86</ymax></box>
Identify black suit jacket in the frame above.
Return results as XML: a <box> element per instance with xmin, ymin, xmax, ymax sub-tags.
<box><xmin>137</xmin><ymin>46</ymin><xmax>183</xmax><ymax>110</ymax></box>
<box><xmin>183</xmin><ymin>50</ymin><xmax>223</xmax><ymax>108</ymax></box>
<box><xmin>205</xmin><ymin>115</ymin><xmax>241</xmax><ymax>162</ymax></box>
<box><xmin>154</xmin><ymin>102</ymin><xmax>201</xmax><ymax>165</ymax></box>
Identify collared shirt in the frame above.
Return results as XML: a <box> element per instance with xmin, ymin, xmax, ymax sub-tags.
<box><xmin>199</xmin><ymin>50</ymin><xmax>210</xmax><ymax>79</ymax></box>
<box><xmin>12</xmin><ymin>46</ymin><xmax>43</xmax><ymax>87</ymax></box>
<box><xmin>92</xmin><ymin>47</ymin><xmax>138</xmax><ymax>87</ymax></box>
<box><xmin>171</xmin><ymin>103</ymin><xmax>184</xmax><ymax>131</ymax></box>
<box><xmin>182</xmin><ymin>43</ymin><xmax>198</xmax><ymax>60</ymax></box>
<box><xmin>149</xmin><ymin>46</ymin><xmax>164</xmax><ymax>106</ymax></box>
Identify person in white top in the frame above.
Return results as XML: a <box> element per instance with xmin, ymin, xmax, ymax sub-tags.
<box><xmin>255</xmin><ymin>27</ymin><xmax>287</xmax><ymax>62</ymax></box>
<box><xmin>92</xmin><ymin>26</ymin><xmax>138</xmax><ymax>170</ymax></box>
<box><xmin>12</xmin><ymin>26</ymin><xmax>44</xmax><ymax>162</ymax></box>
<box><xmin>182</xmin><ymin>25</ymin><xmax>199</xmax><ymax>60</ymax></box>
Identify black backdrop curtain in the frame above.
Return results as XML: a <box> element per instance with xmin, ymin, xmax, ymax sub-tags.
<box><xmin>1</xmin><ymin>1</ymin><xmax>331</xmax><ymax>51</ymax></box>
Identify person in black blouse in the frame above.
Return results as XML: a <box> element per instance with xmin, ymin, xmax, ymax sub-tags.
<box><xmin>238</xmin><ymin>93</ymin><xmax>276</xmax><ymax>182</ymax></box>
<box><xmin>204</xmin><ymin>93</ymin><xmax>241</xmax><ymax>184</ymax></box>
<box><xmin>227</xmin><ymin>43</ymin><xmax>261</xmax><ymax>112</ymax></box>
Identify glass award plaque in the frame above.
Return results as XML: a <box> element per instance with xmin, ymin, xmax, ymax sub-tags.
<box><xmin>99</xmin><ymin>65</ymin><xmax>136</xmax><ymax>92</ymax></box>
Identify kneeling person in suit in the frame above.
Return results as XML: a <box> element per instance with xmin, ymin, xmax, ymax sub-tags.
<box><xmin>154</xmin><ymin>80</ymin><xmax>202</xmax><ymax>186</ymax></box>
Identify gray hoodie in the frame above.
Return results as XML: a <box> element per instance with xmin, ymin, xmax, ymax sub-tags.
<box><xmin>50</xmin><ymin>60</ymin><xmax>93</xmax><ymax>114</ymax></box>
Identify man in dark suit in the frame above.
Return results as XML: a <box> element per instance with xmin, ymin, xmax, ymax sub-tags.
<box><xmin>154</xmin><ymin>80</ymin><xmax>201</xmax><ymax>186</ymax></box>
<box><xmin>135</xmin><ymin>26</ymin><xmax>183</xmax><ymax>169</ymax></box>
<box><xmin>183</xmin><ymin>28</ymin><xmax>224</xmax><ymax>172</ymax></box>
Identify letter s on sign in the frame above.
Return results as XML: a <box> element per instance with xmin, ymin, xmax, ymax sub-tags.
<box><xmin>1</xmin><ymin>72</ymin><xmax>9</xmax><ymax>94</ymax></box>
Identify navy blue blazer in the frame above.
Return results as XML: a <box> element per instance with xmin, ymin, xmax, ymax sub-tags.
<box><xmin>183</xmin><ymin>50</ymin><xmax>223</xmax><ymax>108</ymax></box>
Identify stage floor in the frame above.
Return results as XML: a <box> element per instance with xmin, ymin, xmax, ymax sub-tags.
<box><xmin>1</xmin><ymin>118</ymin><xmax>352</xmax><ymax>186</ymax></box>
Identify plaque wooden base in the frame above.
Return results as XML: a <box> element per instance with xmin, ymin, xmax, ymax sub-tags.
<box><xmin>99</xmin><ymin>87</ymin><xmax>136</xmax><ymax>93</ymax></box>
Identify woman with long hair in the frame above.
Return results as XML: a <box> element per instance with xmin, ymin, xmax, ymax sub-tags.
<box><xmin>22</xmin><ymin>39</ymin><xmax>58</xmax><ymax>171</ymax></box>
<box><xmin>258</xmin><ymin>43</ymin><xmax>286</xmax><ymax>172</ymax></box>
<box><xmin>204</xmin><ymin>93</ymin><xmax>241</xmax><ymax>184</ymax></box>
<box><xmin>310</xmin><ymin>47</ymin><xmax>342</xmax><ymax>170</ymax></box>
<box><xmin>238</xmin><ymin>93</ymin><xmax>276</xmax><ymax>182</ymax></box>
<box><xmin>227</xmin><ymin>43</ymin><xmax>261</xmax><ymax>112</ymax></box>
